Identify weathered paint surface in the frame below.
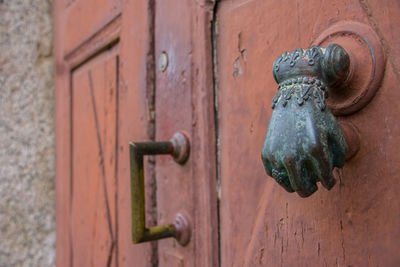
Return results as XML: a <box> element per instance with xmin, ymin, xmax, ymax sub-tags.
<box><xmin>54</xmin><ymin>0</ymin><xmax>158</xmax><ymax>266</ymax></box>
<box><xmin>154</xmin><ymin>0</ymin><xmax>219</xmax><ymax>266</ymax></box>
<box><xmin>54</xmin><ymin>0</ymin><xmax>400</xmax><ymax>266</ymax></box>
<box><xmin>216</xmin><ymin>0</ymin><xmax>400</xmax><ymax>266</ymax></box>
<box><xmin>55</xmin><ymin>0</ymin><xmax>218</xmax><ymax>266</ymax></box>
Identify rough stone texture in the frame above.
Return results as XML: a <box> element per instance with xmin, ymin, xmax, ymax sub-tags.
<box><xmin>0</xmin><ymin>0</ymin><xmax>55</xmax><ymax>266</ymax></box>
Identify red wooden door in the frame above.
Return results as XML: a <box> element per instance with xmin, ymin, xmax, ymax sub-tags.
<box><xmin>54</xmin><ymin>0</ymin><xmax>217</xmax><ymax>266</ymax></box>
<box><xmin>215</xmin><ymin>0</ymin><xmax>400</xmax><ymax>266</ymax></box>
<box><xmin>152</xmin><ymin>1</ymin><xmax>217</xmax><ymax>266</ymax></box>
<box><xmin>55</xmin><ymin>0</ymin><xmax>400</xmax><ymax>266</ymax></box>
<box><xmin>54</xmin><ymin>0</ymin><xmax>152</xmax><ymax>265</ymax></box>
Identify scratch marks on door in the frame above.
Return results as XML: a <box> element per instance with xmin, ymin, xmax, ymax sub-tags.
<box><xmin>233</xmin><ymin>32</ymin><xmax>247</xmax><ymax>78</ymax></box>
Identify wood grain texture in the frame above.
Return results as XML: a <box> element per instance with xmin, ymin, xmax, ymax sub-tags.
<box><xmin>155</xmin><ymin>0</ymin><xmax>218</xmax><ymax>266</ymax></box>
<box><xmin>70</xmin><ymin>50</ymin><xmax>118</xmax><ymax>266</ymax></box>
<box><xmin>54</xmin><ymin>0</ymin><xmax>155</xmax><ymax>266</ymax></box>
<box><xmin>216</xmin><ymin>0</ymin><xmax>400</xmax><ymax>266</ymax></box>
<box><xmin>63</xmin><ymin>0</ymin><xmax>122</xmax><ymax>55</ymax></box>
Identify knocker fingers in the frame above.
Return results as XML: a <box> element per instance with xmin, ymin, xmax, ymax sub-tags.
<box><xmin>327</xmin><ymin>128</ymin><xmax>348</xmax><ymax>168</ymax></box>
<box><xmin>309</xmin><ymin>148</ymin><xmax>336</xmax><ymax>190</ymax></box>
<box><xmin>271</xmin><ymin>168</ymin><xmax>294</xmax><ymax>193</ymax></box>
<box><xmin>285</xmin><ymin>157</ymin><xmax>318</xmax><ymax>198</ymax></box>
<box><xmin>262</xmin><ymin>155</ymin><xmax>294</xmax><ymax>193</ymax></box>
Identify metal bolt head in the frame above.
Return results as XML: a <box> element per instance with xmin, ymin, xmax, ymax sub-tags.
<box><xmin>170</xmin><ymin>131</ymin><xmax>190</xmax><ymax>164</ymax></box>
<box><xmin>158</xmin><ymin>51</ymin><xmax>168</xmax><ymax>72</ymax></box>
<box><xmin>173</xmin><ymin>213</ymin><xmax>191</xmax><ymax>246</ymax></box>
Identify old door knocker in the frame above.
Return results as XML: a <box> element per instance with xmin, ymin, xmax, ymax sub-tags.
<box><xmin>261</xmin><ymin>44</ymin><xmax>359</xmax><ymax>197</ymax></box>
<box><xmin>261</xmin><ymin>22</ymin><xmax>385</xmax><ymax>197</ymax></box>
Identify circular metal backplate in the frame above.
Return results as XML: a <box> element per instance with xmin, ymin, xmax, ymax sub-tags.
<box><xmin>314</xmin><ymin>21</ymin><xmax>386</xmax><ymax>115</ymax></box>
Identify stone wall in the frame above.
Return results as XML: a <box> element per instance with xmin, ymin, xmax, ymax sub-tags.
<box><xmin>0</xmin><ymin>0</ymin><xmax>55</xmax><ymax>266</ymax></box>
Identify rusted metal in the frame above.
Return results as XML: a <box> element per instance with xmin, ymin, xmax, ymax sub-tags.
<box><xmin>130</xmin><ymin>131</ymin><xmax>191</xmax><ymax>245</ymax></box>
<box><xmin>262</xmin><ymin>44</ymin><xmax>351</xmax><ymax>197</ymax></box>
<box><xmin>170</xmin><ymin>131</ymin><xmax>191</xmax><ymax>164</ymax></box>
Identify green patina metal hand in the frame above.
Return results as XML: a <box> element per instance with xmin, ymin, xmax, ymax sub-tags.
<box><xmin>262</xmin><ymin>44</ymin><xmax>349</xmax><ymax>197</ymax></box>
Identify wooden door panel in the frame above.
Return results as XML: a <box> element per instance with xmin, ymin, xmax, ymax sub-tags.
<box><xmin>358</xmin><ymin>0</ymin><xmax>400</xmax><ymax>80</ymax></box>
<box><xmin>55</xmin><ymin>0</ymin><xmax>156</xmax><ymax>266</ymax></box>
<box><xmin>63</xmin><ymin>0</ymin><xmax>122</xmax><ymax>54</ymax></box>
<box><xmin>154</xmin><ymin>1</ymin><xmax>218</xmax><ymax>266</ymax></box>
<box><xmin>71</xmin><ymin>49</ymin><xmax>118</xmax><ymax>266</ymax></box>
<box><xmin>155</xmin><ymin>0</ymin><xmax>194</xmax><ymax>265</ymax></box>
<box><xmin>216</xmin><ymin>0</ymin><xmax>400</xmax><ymax>266</ymax></box>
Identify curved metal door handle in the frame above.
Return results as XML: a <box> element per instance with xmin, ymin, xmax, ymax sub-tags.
<box><xmin>262</xmin><ymin>44</ymin><xmax>355</xmax><ymax>197</ymax></box>
<box><xmin>130</xmin><ymin>131</ymin><xmax>191</xmax><ymax>245</ymax></box>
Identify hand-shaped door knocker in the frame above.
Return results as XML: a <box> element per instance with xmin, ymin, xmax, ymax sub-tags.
<box><xmin>261</xmin><ymin>44</ymin><xmax>351</xmax><ymax>197</ymax></box>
